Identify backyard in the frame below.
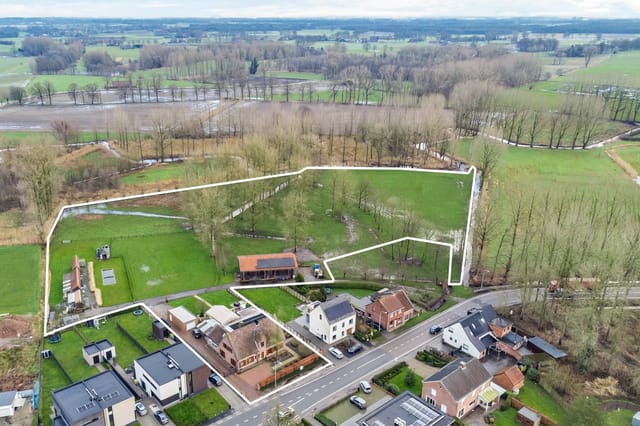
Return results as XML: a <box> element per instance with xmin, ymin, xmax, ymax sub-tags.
<box><xmin>165</xmin><ymin>388</ymin><xmax>230</xmax><ymax>426</ymax></box>
<box><xmin>237</xmin><ymin>288</ymin><xmax>303</xmax><ymax>323</ymax></box>
<box><xmin>0</xmin><ymin>244</ymin><xmax>41</xmax><ymax>314</ymax></box>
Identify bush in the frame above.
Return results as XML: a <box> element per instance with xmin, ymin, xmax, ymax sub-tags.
<box><xmin>416</xmin><ymin>349</ymin><xmax>452</xmax><ymax>368</ymax></box>
<box><xmin>500</xmin><ymin>395</ymin><xmax>512</xmax><ymax>411</ymax></box>
<box><xmin>386</xmin><ymin>383</ymin><xmax>400</xmax><ymax>395</ymax></box>
<box><xmin>404</xmin><ymin>369</ymin><xmax>416</xmax><ymax>387</ymax></box>
<box><xmin>295</xmin><ymin>273</ymin><xmax>304</xmax><ymax>282</ymax></box>
<box><xmin>526</xmin><ymin>367</ymin><xmax>540</xmax><ymax>383</ymax></box>
<box><xmin>314</xmin><ymin>413</ymin><xmax>337</xmax><ymax>426</ymax></box>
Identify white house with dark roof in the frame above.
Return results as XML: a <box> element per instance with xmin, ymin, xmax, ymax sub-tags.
<box><xmin>133</xmin><ymin>343</ymin><xmax>209</xmax><ymax>406</ymax></box>
<box><xmin>442</xmin><ymin>305</ymin><xmax>498</xmax><ymax>359</ymax></box>
<box><xmin>51</xmin><ymin>370</ymin><xmax>135</xmax><ymax>426</ymax></box>
<box><xmin>308</xmin><ymin>295</ymin><xmax>356</xmax><ymax>344</ymax></box>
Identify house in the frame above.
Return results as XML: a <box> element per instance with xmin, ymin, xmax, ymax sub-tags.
<box><xmin>442</xmin><ymin>305</ymin><xmax>498</xmax><ymax>359</ymax></box>
<box><xmin>237</xmin><ymin>253</ymin><xmax>298</xmax><ymax>282</ymax></box>
<box><xmin>493</xmin><ymin>365</ymin><xmax>525</xmax><ymax>393</ymax></box>
<box><xmin>517</xmin><ymin>406</ymin><xmax>542</xmax><ymax>426</ymax></box>
<box><xmin>359</xmin><ymin>391</ymin><xmax>454</xmax><ymax>426</ymax></box>
<box><xmin>489</xmin><ymin>317</ymin><xmax>525</xmax><ymax>350</ymax></box>
<box><xmin>82</xmin><ymin>339</ymin><xmax>116</xmax><ymax>366</ymax></box>
<box><xmin>365</xmin><ymin>288</ymin><xmax>416</xmax><ymax>331</ymax></box>
<box><xmin>133</xmin><ymin>342</ymin><xmax>209</xmax><ymax>406</ymax></box>
<box><xmin>308</xmin><ymin>295</ymin><xmax>356</xmax><ymax>344</ymax></box>
<box><xmin>51</xmin><ymin>370</ymin><xmax>135</xmax><ymax>426</ymax></box>
<box><xmin>421</xmin><ymin>358</ymin><xmax>497</xmax><ymax>419</ymax></box>
<box><xmin>62</xmin><ymin>256</ymin><xmax>85</xmax><ymax>311</ymax></box>
<box><xmin>167</xmin><ymin>306</ymin><xmax>197</xmax><ymax>332</ymax></box>
<box><xmin>207</xmin><ymin>318</ymin><xmax>282</xmax><ymax>372</ymax></box>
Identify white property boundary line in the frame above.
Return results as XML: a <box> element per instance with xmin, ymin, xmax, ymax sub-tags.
<box><xmin>44</xmin><ymin>165</ymin><xmax>477</xmax><ymax>337</ymax></box>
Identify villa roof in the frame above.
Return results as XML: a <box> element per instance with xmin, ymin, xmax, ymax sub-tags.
<box><xmin>237</xmin><ymin>253</ymin><xmax>298</xmax><ymax>273</ymax></box>
<box><xmin>424</xmin><ymin>359</ymin><xmax>492</xmax><ymax>402</ymax></box>
<box><xmin>320</xmin><ymin>295</ymin><xmax>355</xmax><ymax>323</ymax></box>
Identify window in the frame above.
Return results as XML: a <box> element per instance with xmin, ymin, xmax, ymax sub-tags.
<box><xmin>431</xmin><ymin>389</ymin><xmax>437</xmax><ymax>397</ymax></box>
<box><xmin>332</xmin><ymin>325</ymin><xmax>337</xmax><ymax>331</ymax></box>
<box><xmin>458</xmin><ymin>408</ymin><xmax>465</xmax><ymax>417</ymax></box>
<box><xmin>469</xmin><ymin>399</ymin><xmax>476</xmax><ymax>406</ymax></box>
<box><xmin>342</xmin><ymin>330</ymin><xmax>345</xmax><ymax>336</ymax></box>
<box><xmin>426</xmin><ymin>397</ymin><xmax>435</xmax><ymax>406</ymax></box>
<box><xmin>462</xmin><ymin>343</ymin><xmax>469</xmax><ymax>350</ymax></box>
<box><xmin>319</xmin><ymin>314</ymin><xmax>322</xmax><ymax>320</ymax></box>
<box><xmin>440</xmin><ymin>404</ymin><xmax>447</xmax><ymax>414</ymax></box>
<box><xmin>341</xmin><ymin>321</ymin><xmax>345</xmax><ymax>328</ymax></box>
<box><xmin>332</xmin><ymin>334</ymin><xmax>336</xmax><ymax>340</ymax></box>
<box><xmin>349</xmin><ymin>318</ymin><xmax>353</xmax><ymax>324</ymax></box>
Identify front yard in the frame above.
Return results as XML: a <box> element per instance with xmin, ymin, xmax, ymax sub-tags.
<box><xmin>165</xmin><ymin>388</ymin><xmax>230</xmax><ymax>426</ymax></box>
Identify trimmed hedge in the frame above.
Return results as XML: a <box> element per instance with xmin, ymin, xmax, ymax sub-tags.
<box><xmin>416</xmin><ymin>349</ymin><xmax>452</xmax><ymax>368</ymax></box>
<box><xmin>372</xmin><ymin>361</ymin><xmax>408</xmax><ymax>388</ymax></box>
<box><xmin>314</xmin><ymin>413</ymin><xmax>337</xmax><ymax>426</ymax></box>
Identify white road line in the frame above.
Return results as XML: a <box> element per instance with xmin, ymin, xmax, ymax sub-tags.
<box><xmin>290</xmin><ymin>397</ymin><xmax>305</xmax><ymax>407</ymax></box>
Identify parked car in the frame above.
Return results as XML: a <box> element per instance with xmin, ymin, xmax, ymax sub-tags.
<box><xmin>359</xmin><ymin>380</ymin><xmax>372</xmax><ymax>394</ymax></box>
<box><xmin>135</xmin><ymin>401</ymin><xmax>147</xmax><ymax>416</ymax></box>
<box><xmin>350</xmin><ymin>395</ymin><xmax>367</xmax><ymax>409</ymax></box>
<box><xmin>347</xmin><ymin>342</ymin><xmax>363</xmax><ymax>354</ymax></box>
<box><xmin>429</xmin><ymin>325</ymin><xmax>442</xmax><ymax>335</ymax></box>
<box><xmin>192</xmin><ymin>327</ymin><xmax>203</xmax><ymax>339</ymax></box>
<box><xmin>208</xmin><ymin>373</ymin><xmax>223</xmax><ymax>386</ymax></box>
<box><xmin>328</xmin><ymin>346</ymin><xmax>344</xmax><ymax>359</ymax></box>
<box><xmin>149</xmin><ymin>404</ymin><xmax>168</xmax><ymax>425</ymax></box>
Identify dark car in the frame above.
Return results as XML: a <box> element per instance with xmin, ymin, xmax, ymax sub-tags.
<box><xmin>347</xmin><ymin>342</ymin><xmax>363</xmax><ymax>354</ymax></box>
<box><xmin>209</xmin><ymin>373</ymin><xmax>223</xmax><ymax>386</ymax></box>
<box><xmin>429</xmin><ymin>325</ymin><xmax>442</xmax><ymax>335</ymax></box>
<box><xmin>192</xmin><ymin>328</ymin><xmax>202</xmax><ymax>339</ymax></box>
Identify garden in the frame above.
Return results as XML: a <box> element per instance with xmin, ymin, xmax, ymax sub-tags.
<box><xmin>165</xmin><ymin>388</ymin><xmax>230</xmax><ymax>426</ymax></box>
<box><xmin>0</xmin><ymin>244</ymin><xmax>41</xmax><ymax>314</ymax></box>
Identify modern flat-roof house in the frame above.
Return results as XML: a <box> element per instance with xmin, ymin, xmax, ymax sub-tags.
<box><xmin>167</xmin><ymin>306</ymin><xmax>198</xmax><ymax>332</ymax></box>
<box><xmin>51</xmin><ymin>370</ymin><xmax>135</xmax><ymax>426</ymax></box>
<box><xmin>421</xmin><ymin>358</ymin><xmax>497</xmax><ymax>419</ymax></box>
<box><xmin>359</xmin><ymin>391</ymin><xmax>454</xmax><ymax>426</ymax></box>
<box><xmin>365</xmin><ymin>288</ymin><xmax>416</xmax><ymax>331</ymax></box>
<box><xmin>133</xmin><ymin>343</ymin><xmax>209</xmax><ymax>406</ymax></box>
<box><xmin>308</xmin><ymin>295</ymin><xmax>356</xmax><ymax>344</ymax></box>
<box><xmin>82</xmin><ymin>339</ymin><xmax>115</xmax><ymax>366</ymax></box>
<box><xmin>237</xmin><ymin>253</ymin><xmax>298</xmax><ymax>282</ymax></box>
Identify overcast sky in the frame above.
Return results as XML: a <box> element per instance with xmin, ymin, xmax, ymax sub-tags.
<box><xmin>1</xmin><ymin>0</ymin><xmax>639</xmax><ymax>19</ymax></box>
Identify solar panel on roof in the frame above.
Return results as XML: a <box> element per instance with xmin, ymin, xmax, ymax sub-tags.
<box><xmin>256</xmin><ymin>257</ymin><xmax>295</xmax><ymax>269</ymax></box>
<box><xmin>401</xmin><ymin>399</ymin><xmax>439</xmax><ymax>423</ymax></box>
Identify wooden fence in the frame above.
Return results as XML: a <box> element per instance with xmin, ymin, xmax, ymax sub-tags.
<box><xmin>256</xmin><ymin>353</ymin><xmax>319</xmax><ymax>390</ymax></box>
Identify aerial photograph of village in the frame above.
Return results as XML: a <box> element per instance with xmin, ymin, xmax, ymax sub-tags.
<box><xmin>0</xmin><ymin>1</ymin><xmax>640</xmax><ymax>425</ymax></box>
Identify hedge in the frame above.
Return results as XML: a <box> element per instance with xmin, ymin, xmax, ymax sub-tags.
<box><xmin>314</xmin><ymin>413</ymin><xmax>337</xmax><ymax>426</ymax></box>
<box><xmin>372</xmin><ymin>361</ymin><xmax>408</xmax><ymax>387</ymax></box>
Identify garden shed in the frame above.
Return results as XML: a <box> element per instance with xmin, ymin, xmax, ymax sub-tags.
<box><xmin>167</xmin><ymin>306</ymin><xmax>197</xmax><ymax>332</ymax></box>
<box><xmin>152</xmin><ymin>320</ymin><xmax>169</xmax><ymax>339</ymax></box>
<box><xmin>82</xmin><ymin>339</ymin><xmax>116</xmax><ymax>366</ymax></box>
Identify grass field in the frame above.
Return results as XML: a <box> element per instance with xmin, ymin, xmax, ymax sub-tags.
<box><xmin>168</xmin><ymin>289</ymin><xmax>239</xmax><ymax>316</ymax></box>
<box><xmin>613</xmin><ymin>145</ymin><xmax>640</xmax><ymax>173</ymax></box>
<box><xmin>44</xmin><ymin>329</ymin><xmax>99</xmax><ymax>382</ymax></box>
<box><xmin>166</xmin><ymin>388</ymin><xmax>229</xmax><ymax>426</ymax></box>
<box><xmin>0</xmin><ymin>245</ymin><xmax>41</xmax><ymax>314</ymax></box>
<box><xmin>386</xmin><ymin>366</ymin><xmax>423</xmax><ymax>396</ymax></box>
<box><xmin>266</xmin><ymin>71</ymin><xmax>324</xmax><ymax>80</ymax></box>
<box><xmin>115</xmin><ymin>310</ymin><xmax>172</xmax><ymax>353</ymax></box>
<box><xmin>50</xmin><ymin>213</ymin><xmax>224</xmax><ymax>307</ymax></box>
<box><xmin>120</xmin><ymin>163</ymin><xmax>186</xmax><ymax>185</ymax></box>
<box><xmin>28</xmin><ymin>74</ymin><xmax>107</xmax><ymax>93</ymax></box>
<box><xmin>238</xmin><ymin>288</ymin><xmax>302</xmax><ymax>322</ymax></box>
<box><xmin>78</xmin><ymin>320</ymin><xmax>145</xmax><ymax>368</ymax></box>
<box><xmin>41</xmin><ymin>358</ymin><xmax>73</xmax><ymax>426</ymax></box>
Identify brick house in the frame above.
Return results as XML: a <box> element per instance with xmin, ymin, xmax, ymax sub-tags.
<box><xmin>421</xmin><ymin>358</ymin><xmax>497</xmax><ymax>419</ymax></box>
<box><xmin>365</xmin><ymin>288</ymin><xmax>415</xmax><ymax>331</ymax></box>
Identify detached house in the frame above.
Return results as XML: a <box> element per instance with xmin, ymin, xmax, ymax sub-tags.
<box><xmin>308</xmin><ymin>295</ymin><xmax>356</xmax><ymax>344</ymax></box>
<box><xmin>421</xmin><ymin>358</ymin><xmax>497</xmax><ymax>419</ymax></box>
<box><xmin>237</xmin><ymin>253</ymin><xmax>298</xmax><ymax>282</ymax></box>
<box><xmin>52</xmin><ymin>370</ymin><xmax>135</xmax><ymax>426</ymax></box>
<box><xmin>365</xmin><ymin>288</ymin><xmax>416</xmax><ymax>331</ymax></box>
<box><xmin>133</xmin><ymin>343</ymin><xmax>209</xmax><ymax>406</ymax></box>
<box><xmin>202</xmin><ymin>317</ymin><xmax>281</xmax><ymax>373</ymax></box>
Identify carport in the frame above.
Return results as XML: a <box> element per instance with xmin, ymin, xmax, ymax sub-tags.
<box><xmin>526</xmin><ymin>336</ymin><xmax>567</xmax><ymax>359</ymax></box>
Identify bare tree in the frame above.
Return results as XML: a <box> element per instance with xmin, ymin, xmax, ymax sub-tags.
<box><xmin>51</xmin><ymin>120</ymin><xmax>78</xmax><ymax>145</ymax></box>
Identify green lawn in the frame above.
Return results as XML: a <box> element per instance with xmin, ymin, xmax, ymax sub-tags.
<box><xmin>50</xmin><ymin>214</ymin><xmax>224</xmax><ymax>306</ymax></box>
<box><xmin>115</xmin><ymin>311</ymin><xmax>172</xmax><ymax>353</ymax></box>
<box><xmin>44</xmin><ymin>329</ymin><xmax>99</xmax><ymax>382</ymax></box>
<box><xmin>0</xmin><ymin>245</ymin><xmax>41</xmax><ymax>314</ymax></box>
<box><xmin>614</xmin><ymin>145</ymin><xmax>640</xmax><ymax>174</ymax></box>
<box><xmin>397</xmin><ymin>299</ymin><xmax>455</xmax><ymax>332</ymax></box>
<box><xmin>516</xmin><ymin>379</ymin><xmax>568</xmax><ymax>424</ymax></box>
<box><xmin>168</xmin><ymin>297</ymin><xmax>207</xmax><ymax>317</ymax></box>
<box><xmin>266</xmin><ymin>71</ymin><xmax>324</xmax><ymax>80</ymax></box>
<box><xmin>120</xmin><ymin>163</ymin><xmax>187</xmax><ymax>184</ymax></box>
<box><xmin>41</xmin><ymin>358</ymin><xmax>73</xmax><ymax>426</ymax></box>
<box><xmin>605</xmin><ymin>408</ymin><xmax>635</xmax><ymax>426</ymax></box>
<box><xmin>199</xmin><ymin>289</ymin><xmax>239</xmax><ymax>307</ymax></box>
<box><xmin>28</xmin><ymin>74</ymin><xmax>107</xmax><ymax>93</ymax></box>
<box><xmin>95</xmin><ymin>256</ymin><xmax>133</xmax><ymax>306</ymax></box>
<box><xmin>238</xmin><ymin>288</ymin><xmax>302</xmax><ymax>322</ymax></box>
<box><xmin>166</xmin><ymin>388</ymin><xmax>229</xmax><ymax>426</ymax></box>
<box><xmin>333</xmin><ymin>288</ymin><xmax>375</xmax><ymax>299</ymax></box>
<box><xmin>77</xmin><ymin>319</ymin><xmax>145</xmax><ymax>369</ymax></box>
<box><xmin>386</xmin><ymin>367</ymin><xmax>423</xmax><ymax>396</ymax></box>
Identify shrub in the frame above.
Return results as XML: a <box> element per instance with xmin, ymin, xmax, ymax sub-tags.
<box><xmin>526</xmin><ymin>367</ymin><xmax>540</xmax><ymax>383</ymax></box>
<box><xmin>500</xmin><ymin>395</ymin><xmax>512</xmax><ymax>411</ymax></box>
<box><xmin>372</xmin><ymin>362</ymin><xmax>407</xmax><ymax>387</ymax></box>
<box><xmin>386</xmin><ymin>383</ymin><xmax>400</xmax><ymax>395</ymax></box>
<box><xmin>404</xmin><ymin>369</ymin><xmax>416</xmax><ymax>387</ymax></box>
<box><xmin>314</xmin><ymin>413</ymin><xmax>337</xmax><ymax>426</ymax></box>
<box><xmin>295</xmin><ymin>273</ymin><xmax>304</xmax><ymax>282</ymax></box>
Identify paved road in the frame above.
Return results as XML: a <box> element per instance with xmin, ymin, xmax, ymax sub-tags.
<box><xmin>216</xmin><ymin>289</ymin><xmax>523</xmax><ymax>425</ymax></box>
<box><xmin>217</xmin><ymin>286</ymin><xmax>640</xmax><ymax>425</ymax></box>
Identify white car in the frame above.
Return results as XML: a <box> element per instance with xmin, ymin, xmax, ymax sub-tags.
<box><xmin>359</xmin><ymin>380</ymin><xmax>372</xmax><ymax>394</ymax></box>
<box><xmin>328</xmin><ymin>346</ymin><xmax>344</xmax><ymax>359</ymax></box>
<box><xmin>135</xmin><ymin>401</ymin><xmax>147</xmax><ymax>416</ymax></box>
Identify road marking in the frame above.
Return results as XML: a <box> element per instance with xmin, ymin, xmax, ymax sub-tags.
<box><xmin>321</xmin><ymin>384</ymin><xmax>326</xmax><ymax>388</ymax></box>
<box><xmin>290</xmin><ymin>397</ymin><xmax>305</xmax><ymax>407</ymax></box>
<box><xmin>356</xmin><ymin>353</ymin><xmax>387</xmax><ymax>370</ymax></box>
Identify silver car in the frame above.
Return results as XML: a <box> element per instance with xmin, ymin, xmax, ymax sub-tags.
<box><xmin>328</xmin><ymin>346</ymin><xmax>344</xmax><ymax>359</ymax></box>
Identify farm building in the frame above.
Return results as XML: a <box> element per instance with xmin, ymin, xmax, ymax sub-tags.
<box><xmin>82</xmin><ymin>339</ymin><xmax>116</xmax><ymax>366</ymax></box>
<box><xmin>167</xmin><ymin>306</ymin><xmax>197</xmax><ymax>332</ymax></box>
<box><xmin>51</xmin><ymin>370</ymin><xmax>135</xmax><ymax>426</ymax></box>
<box><xmin>133</xmin><ymin>343</ymin><xmax>209</xmax><ymax>406</ymax></box>
<box><xmin>237</xmin><ymin>253</ymin><xmax>298</xmax><ymax>282</ymax></box>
